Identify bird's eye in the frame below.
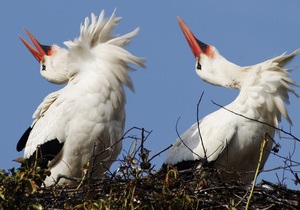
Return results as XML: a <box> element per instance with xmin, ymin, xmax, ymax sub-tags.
<box><xmin>42</xmin><ymin>64</ymin><xmax>46</xmax><ymax>71</ymax></box>
<box><xmin>197</xmin><ymin>61</ymin><xmax>202</xmax><ymax>70</ymax></box>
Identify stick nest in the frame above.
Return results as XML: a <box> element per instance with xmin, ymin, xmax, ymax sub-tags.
<box><xmin>1</xmin><ymin>127</ymin><xmax>299</xmax><ymax>209</ymax></box>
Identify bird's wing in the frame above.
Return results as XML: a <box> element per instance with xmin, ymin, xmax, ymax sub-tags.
<box><xmin>17</xmin><ymin>89</ymin><xmax>66</xmax><ymax>164</ymax></box>
<box><xmin>16</xmin><ymin>90</ymin><xmax>60</xmax><ymax>152</ymax></box>
<box><xmin>16</xmin><ymin>127</ymin><xmax>32</xmax><ymax>152</ymax></box>
<box><xmin>31</xmin><ymin>90</ymin><xmax>61</xmax><ymax>126</ymax></box>
<box><xmin>164</xmin><ymin>110</ymin><xmax>238</xmax><ymax>166</ymax></box>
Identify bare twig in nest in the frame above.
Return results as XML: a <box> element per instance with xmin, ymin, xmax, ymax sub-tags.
<box><xmin>211</xmin><ymin>100</ymin><xmax>300</xmax><ymax>142</ymax></box>
<box><xmin>246</xmin><ymin>136</ymin><xmax>268</xmax><ymax>209</ymax></box>
<box><xmin>148</xmin><ymin>144</ymin><xmax>173</xmax><ymax>163</ymax></box>
<box><xmin>174</xmin><ymin>93</ymin><xmax>207</xmax><ymax>161</ymax></box>
<box><xmin>4</xmin><ymin>125</ymin><xmax>300</xmax><ymax>209</ymax></box>
<box><xmin>196</xmin><ymin>92</ymin><xmax>207</xmax><ymax>159</ymax></box>
<box><xmin>175</xmin><ymin>117</ymin><xmax>202</xmax><ymax>160</ymax></box>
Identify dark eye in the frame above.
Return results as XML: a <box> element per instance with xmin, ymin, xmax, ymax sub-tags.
<box><xmin>42</xmin><ymin>64</ymin><xmax>46</xmax><ymax>71</ymax></box>
<box><xmin>197</xmin><ymin>61</ymin><xmax>201</xmax><ymax>70</ymax></box>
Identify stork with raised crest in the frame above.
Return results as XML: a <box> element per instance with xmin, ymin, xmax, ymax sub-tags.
<box><xmin>17</xmin><ymin>10</ymin><xmax>145</xmax><ymax>186</ymax></box>
<box><xmin>163</xmin><ymin>17</ymin><xmax>299</xmax><ymax>183</ymax></box>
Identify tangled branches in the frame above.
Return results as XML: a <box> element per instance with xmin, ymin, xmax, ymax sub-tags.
<box><xmin>1</xmin><ymin>126</ymin><xmax>300</xmax><ymax>209</ymax></box>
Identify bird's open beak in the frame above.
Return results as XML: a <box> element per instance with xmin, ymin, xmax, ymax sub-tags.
<box><xmin>177</xmin><ymin>17</ymin><xmax>210</xmax><ymax>58</ymax></box>
<box><xmin>19</xmin><ymin>28</ymin><xmax>52</xmax><ymax>62</ymax></box>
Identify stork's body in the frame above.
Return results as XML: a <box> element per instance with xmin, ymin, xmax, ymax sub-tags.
<box><xmin>164</xmin><ymin>18</ymin><xmax>299</xmax><ymax>183</ymax></box>
<box><xmin>17</xmin><ymin>11</ymin><xmax>145</xmax><ymax>186</ymax></box>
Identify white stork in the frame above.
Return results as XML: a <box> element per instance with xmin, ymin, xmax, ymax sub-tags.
<box><xmin>163</xmin><ymin>17</ymin><xmax>299</xmax><ymax>183</ymax></box>
<box><xmin>17</xmin><ymin>10</ymin><xmax>145</xmax><ymax>186</ymax></box>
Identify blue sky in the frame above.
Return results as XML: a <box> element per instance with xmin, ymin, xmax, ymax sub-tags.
<box><xmin>1</xmin><ymin>1</ymin><xmax>299</xmax><ymax>189</ymax></box>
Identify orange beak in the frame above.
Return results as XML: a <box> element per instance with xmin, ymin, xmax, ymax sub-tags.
<box><xmin>19</xmin><ymin>28</ymin><xmax>52</xmax><ymax>62</ymax></box>
<box><xmin>177</xmin><ymin>17</ymin><xmax>210</xmax><ymax>58</ymax></box>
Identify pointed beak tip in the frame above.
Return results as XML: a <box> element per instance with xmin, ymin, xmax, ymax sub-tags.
<box><xmin>18</xmin><ymin>34</ymin><xmax>26</xmax><ymax>41</ymax></box>
<box><xmin>177</xmin><ymin>16</ymin><xmax>185</xmax><ymax>27</ymax></box>
<box><xmin>23</xmin><ymin>27</ymin><xmax>30</xmax><ymax>33</ymax></box>
<box><xmin>19</xmin><ymin>30</ymin><xmax>44</xmax><ymax>62</ymax></box>
<box><xmin>176</xmin><ymin>16</ymin><xmax>182</xmax><ymax>22</ymax></box>
<box><xmin>19</xmin><ymin>28</ymin><xmax>51</xmax><ymax>62</ymax></box>
<box><xmin>176</xmin><ymin>17</ymin><xmax>203</xmax><ymax>58</ymax></box>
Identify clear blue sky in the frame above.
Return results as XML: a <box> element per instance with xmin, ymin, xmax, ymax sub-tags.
<box><xmin>1</xmin><ymin>1</ymin><xmax>299</xmax><ymax>189</ymax></box>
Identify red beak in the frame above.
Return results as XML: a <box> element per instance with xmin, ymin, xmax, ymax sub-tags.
<box><xmin>19</xmin><ymin>28</ymin><xmax>52</xmax><ymax>62</ymax></box>
<box><xmin>177</xmin><ymin>17</ymin><xmax>210</xmax><ymax>58</ymax></box>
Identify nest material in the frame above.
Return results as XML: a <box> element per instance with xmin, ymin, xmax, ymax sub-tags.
<box><xmin>1</xmin><ymin>157</ymin><xmax>299</xmax><ymax>209</ymax></box>
<box><xmin>1</xmin><ymin>127</ymin><xmax>299</xmax><ymax>209</ymax></box>
<box><xmin>40</xmin><ymin>175</ymin><xmax>300</xmax><ymax>209</ymax></box>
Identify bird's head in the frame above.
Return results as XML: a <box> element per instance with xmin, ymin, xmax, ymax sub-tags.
<box><xmin>177</xmin><ymin>17</ymin><xmax>241</xmax><ymax>89</ymax></box>
<box><xmin>19</xmin><ymin>29</ymin><xmax>69</xmax><ymax>84</ymax></box>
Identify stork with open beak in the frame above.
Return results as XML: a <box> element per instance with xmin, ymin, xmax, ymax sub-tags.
<box><xmin>163</xmin><ymin>17</ymin><xmax>299</xmax><ymax>183</ymax></box>
<box><xmin>19</xmin><ymin>29</ymin><xmax>69</xmax><ymax>84</ymax></box>
<box><xmin>17</xmin><ymin>10</ymin><xmax>145</xmax><ymax>186</ymax></box>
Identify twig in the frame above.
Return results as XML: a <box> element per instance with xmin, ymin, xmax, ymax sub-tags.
<box><xmin>92</xmin><ymin>127</ymin><xmax>152</xmax><ymax>171</ymax></box>
<box><xmin>148</xmin><ymin>144</ymin><xmax>173</xmax><ymax>162</ymax></box>
<box><xmin>33</xmin><ymin>147</ymin><xmax>39</xmax><ymax>172</ymax></box>
<box><xmin>89</xmin><ymin>141</ymin><xmax>98</xmax><ymax>179</ymax></box>
<box><xmin>175</xmin><ymin>117</ymin><xmax>201</xmax><ymax>159</ymax></box>
<box><xmin>54</xmin><ymin>174</ymin><xmax>81</xmax><ymax>185</ymax></box>
<box><xmin>211</xmin><ymin>100</ymin><xmax>300</xmax><ymax>142</ymax></box>
<box><xmin>172</xmin><ymin>92</ymin><xmax>206</xmax><ymax>161</ymax></box>
<box><xmin>246</xmin><ymin>136</ymin><xmax>268</xmax><ymax>209</ymax></box>
<box><xmin>196</xmin><ymin>92</ymin><xmax>207</xmax><ymax>159</ymax></box>
<box><xmin>76</xmin><ymin>161</ymin><xmax>90</xmax><ymax>189</ymax></box>
<box><xmin>133</xmin><ymin>128</ymin><xmax>152</xmax><ymax>158</ymax></box>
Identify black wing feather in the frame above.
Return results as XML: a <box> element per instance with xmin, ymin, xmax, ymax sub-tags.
<box><xmin>16</xmin><ymin>127</ymin><xmax>32</xmax><ymax>152</ymax></box>
<box><xmin>28</xmin><ymin>139</ymin><xmax>64</xmax><ymax>168</ymax></box>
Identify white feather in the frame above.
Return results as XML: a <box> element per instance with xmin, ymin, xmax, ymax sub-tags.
<box><xmin>19</xmin><ymin>10</ymin><xmax>145</xmax><ymax>186</ymax></box>
<box><xmin>165</xmin><ymin>19</ymin><xmax>298</xmax><ymax>183</ymax></box>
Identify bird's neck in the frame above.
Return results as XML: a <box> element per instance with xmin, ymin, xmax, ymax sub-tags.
<box><xmin>200</xmin><ymin>55</ymin><xmax>243</xmax><ymax>89</ymax></box>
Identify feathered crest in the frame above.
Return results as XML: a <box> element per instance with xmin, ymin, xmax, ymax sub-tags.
<box><xmin>64</xmin><ymin>9</ymin><xmax>144</xmax><ymax>58</ymax></box>
<box><xmin>63</xmin><ymin>10</ymin><xmax>145</xmax><ymax>91</ymax></box>
<box><xmin>243</xmin><ymin>49</ymin><xmax>299</xmax><ymax>127</ymax></box>
<box><xmin>78</xmin><ymin>9</ymin><xmax>121</xmax><ymax>48</ymax></box>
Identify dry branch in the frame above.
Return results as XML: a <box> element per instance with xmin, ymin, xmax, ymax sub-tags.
<box><xmin>1</xmin><ymin>126</ymin><xmax>299</xmax><ymax>209</ymax></box>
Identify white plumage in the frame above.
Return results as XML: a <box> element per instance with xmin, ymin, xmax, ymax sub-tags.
<box><xmin>164</xmin><ymin>17</ymin><xmax>299</xmax><ymax>183</ymax></box>
<box><xmin>17</xmin><ymin>10</ymin><xmax>145</xmax><ymax>186</ymax></box>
